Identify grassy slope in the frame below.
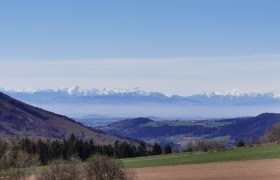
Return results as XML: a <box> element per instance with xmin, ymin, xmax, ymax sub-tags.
<box><xmin>122</xmin><ymin>144</ymin><xmax>280</xmax><ymax>168</ymax></box>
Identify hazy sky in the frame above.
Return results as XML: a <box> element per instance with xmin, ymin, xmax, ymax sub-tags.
<box><xmin>0</xmin><ymin>1</ymin><xmax>280</xmax><ymax>95</ymax></box>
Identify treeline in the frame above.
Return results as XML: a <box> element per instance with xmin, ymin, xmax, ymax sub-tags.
<box><xmin>0</xmin><ymin>134</ymin><xmax>172</xmax><ymax>165</ymax></box>
<box><xmin>234</xmin><ymin>123</ymin><xmax>280</xmax><ymax>148</ymax></box>
<box><xmin>185</xmin><ymin>139</ymin><xmax>225</xmax><ymax>152</ymax></box>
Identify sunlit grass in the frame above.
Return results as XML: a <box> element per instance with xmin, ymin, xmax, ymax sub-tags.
<box><xmin>122</xmin><ymin>144</ymin><xmax>280</xmax><ymax>168</ymax></box>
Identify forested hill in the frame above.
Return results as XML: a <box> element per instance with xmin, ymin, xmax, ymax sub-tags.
<box><xmin>0</xmin><ymin>92</ymin><xmax>127</xmax><ymax>145</ymax></box>
<box><xmin>100</xmin><ymin>113</ymin><xmax>280</xmax><ymax>146</ymax></box>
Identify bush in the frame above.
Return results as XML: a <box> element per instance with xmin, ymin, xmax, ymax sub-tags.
<box><xmin>0</xmin><ymin>150</ymin><xmax>39</xmax><ymax>180</ymax></box>
<box><xmin>84</xmin><ymin>154</ymin><xmax>135</xmax><ymax>180</ymax></box>
<box><xmin>38</xmin><ymin>157</ymin><xmax>82</xmax><ymax>180</ymax></box>
<box><xmin>0</xmin><ymin>136</ymin><xmax>39</xmax><ymax>180</ymax></box>
<box><xmin>38</xmin><ymin>155</ymin><xmax>135</xmax><ymax>180</ymax></box>
<box><xmin>236</xmin><ymin>140</ymin><xmax>245</xmax><ymax>147</ymax></box>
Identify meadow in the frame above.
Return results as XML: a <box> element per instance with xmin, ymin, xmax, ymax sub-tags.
<box><xmin>122</xmin><ymin>144</ymin><xmax>280</xmax><ymax>168</ymax></box>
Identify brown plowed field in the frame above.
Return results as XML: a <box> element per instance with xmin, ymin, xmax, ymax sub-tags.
<box><xmin>133</xmin><ymin>159</ymin><xmax>280</xmax><ymax>180</ymax></box>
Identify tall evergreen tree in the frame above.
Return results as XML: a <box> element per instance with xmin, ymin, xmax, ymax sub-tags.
<box><xmin>152</xmin><ymin>143</ymin><xmax>162</xmax><ymax>155</ymax></box>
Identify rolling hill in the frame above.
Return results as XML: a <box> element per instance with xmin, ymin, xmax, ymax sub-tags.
<box><xmin>0</xmin><ymin>92</ymin><xmax>127</xmax><ymax>144</ymax></box>
<box><xmin>100</xmin><ymin>113</ymin><xmax>280</xmax><ymax>146</ymax></box>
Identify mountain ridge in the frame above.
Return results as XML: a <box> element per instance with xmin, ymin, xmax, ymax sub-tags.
<box><xmin>0</xmin><ymin>92</ymin><xmax>128</xmax><ymax>145</ymax></box>
<box><xmin>3</xmin><ymin>86</ymin><xmax>280</xmax><ymax>98</ymax></box>
<box><xmin>3</xmin><ymin>87</ymin><xmax>280</xmax><ymax>122</ymax></box>
<box><xmin>99</xmin><ymin>113</ymin><xmax>280</xmax><ymax>146</ymax></box>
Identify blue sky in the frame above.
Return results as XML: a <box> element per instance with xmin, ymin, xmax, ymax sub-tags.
<box><xmin>0</xmin><ymin>1</ymin><xmax>280</xmax><ymax>95</ymax></box>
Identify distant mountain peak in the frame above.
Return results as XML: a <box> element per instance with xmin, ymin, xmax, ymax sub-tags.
<box><xmin>1</xmin><ymin>86</ymin><xmax>157</xmax><ymax>97</ymax></box>
<box><xmin>3</xmin><ymin>87</ymin><xmax>280</xmax><ymax>99</ymax></box>
<box><xmin>198</xmin><ymin>89</ymin><xmax>255</xmax><ymax>97</ymax></box>
<box><xmin>197</xmin><ymin>90</ymin><xmax>280</xmax><ymax>99</ymax></box>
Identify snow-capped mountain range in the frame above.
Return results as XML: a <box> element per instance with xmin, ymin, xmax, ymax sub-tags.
<box><xmin>2</xmin><ymin>86</ymin><xmax>280</xmax><ymax>123</ymax></box>
<box><xmin>1</xmin><ymin>86</ymin><xmax>155</xmax><ymax>96</ymax></box>
<box><xmin>2</xmin><ymin>86</ymin><xmax>280</xmax><ymax>99</ymax></box>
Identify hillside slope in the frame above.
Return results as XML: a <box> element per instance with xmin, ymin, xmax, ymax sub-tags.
<box><xmin>0</xmin><ymin>92</ymin><xmax>125</xmax><ymax>144</ymax></box>
<box><xmin>100</xmin><ymin>113</ymin><xmax>280</xmax><ymax>145</ymax></box>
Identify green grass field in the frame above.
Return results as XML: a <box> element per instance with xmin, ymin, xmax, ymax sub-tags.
<box><xmin>27</xmin><ymin>144</ymin><xmax>280</xmax><ymax>175</ymax></box>
<box><xmin>122</xmin><ymin>144</ymin><xmax>280</xmax><ymax>168</ymax></box>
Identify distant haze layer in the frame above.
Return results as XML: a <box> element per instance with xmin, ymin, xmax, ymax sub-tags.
<box><xmin>1</xmin><ymin>56</ymin><xmax>280</xmax><ymax>96</ymax></box>
<box><xmin>3</xmin><ymin>87</ymin><xmax>280</xmax><ymax>126</ymax></box>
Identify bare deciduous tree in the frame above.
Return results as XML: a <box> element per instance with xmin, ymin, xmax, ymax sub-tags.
<box><xmin>259</xmin><ymin>123</ymin><xmax>280</xmax><ymax>144</ymax></box>
<box><xmin>84</xmin><ymin>154</ymin><xmax>135</xmax><ymax>180</ymax></box>
<box><xmin>186</xmin><ymin>139</ymin><xmax>224</xmax><ymax>152</ymax></box>
<box><xmin>38</xmin><ymin>157</ymin><xmax>82</xmax><ymax>180</ymax></box>
<box><xmin>0</xmin><ymin>150</ymin><xmax>39</xmax><ymax>180</ymax></box>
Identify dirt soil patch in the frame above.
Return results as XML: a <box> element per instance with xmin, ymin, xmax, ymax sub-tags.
<box><xmin>133</xmin><ymin>159</ymin><xmax>280</xmax><ymax>180</ymax></box>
